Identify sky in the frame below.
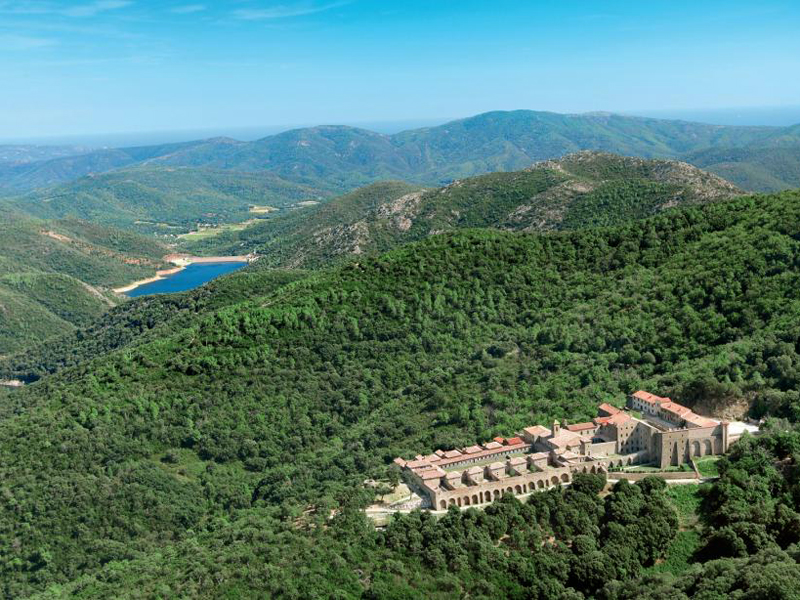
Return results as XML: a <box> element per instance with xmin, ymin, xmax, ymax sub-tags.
<box><xmin>1</xmin><ymin>0</ymin><xmax>800</xmax><ymax>141</ymax></box>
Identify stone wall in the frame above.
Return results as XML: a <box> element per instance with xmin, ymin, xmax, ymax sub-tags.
<box><xmin>430</xmin><ymin>463</ymin><xmax>608</xmax><ymax>510</ymax></box>
<box><xmin>607</xmin><ymin>470</ymin><xmax>699</xmax><ymax>481</ymax></box>
<box><xmin>655</xmin><ymin>424</ymin><xmax>724</xmax><ymax>469</ymax></box>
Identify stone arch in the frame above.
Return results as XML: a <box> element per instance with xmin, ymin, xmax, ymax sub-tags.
<box><xmin>537</xmin><ymin>479</ymin><xmax>545</xmax><ymax>489</ymax></box>
<box><xmin>506</xmin><ymin>487</ymin><xmax>513</xmax><ymax>494</ymax></box>
<box><xmin>449</xmin><ymin>498</ymin><xmax>456</xmax><ymax>506</ymax></box>
<box><xmin>472</xmin><ymin>494</ymin><xmax>479</xmax><ymax>505</ymax></box>
<box><xmin>550</xmin><ymin>476</ymin><xmax>559</xmax><ymax>486</ymax></box>
<box><xmin>583</xmin><ymin>466</ymin><xmax>588</xmax><ymax>473</ymax></box>
<box><xmin>590</xmin><ymin>465</ymin><xmax>597</xmax><ymax>474</ymax></box>
<box><xmin>692</xmin><ymin>441</ymin><xmax>701</xmax><ymax>457</ymax></box>
<box><xmin>627</xmin><ymin>457</ymin><xmax>633</xmax><ymax>466</ymax></box>
<box><xmin>515</xmin><ymin>485</ymin><xmax>522</xmax><ymax>494</ymax></box>
<box><xmin>463</xmin><ymin>496</ymin><xmax>470</xmax><ymax>506</ymax></box>
<box><xmin>493</xmin><ymin>489</ymin><xmax>501</xmax><ymax>499</ymax></box>
<box><xmin>457</xmin><ymin>497</ymin><xmax>462</xmax><ymax>507</ymax></box>
<box><xmin>704</xmin><ymin>439</ymin><xmax>713</xmax><ymax>455</ymax></box>
<box><xmin>561</xmin><ymin>473</ymin><xmax>570</xmax><ymax>483</ymax></box>
<box><xmin>440</xmin><ymin>500</ymin><xmax>447</xmax><ymax>510</ymax></box>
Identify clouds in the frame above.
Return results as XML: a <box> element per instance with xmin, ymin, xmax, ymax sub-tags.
<box><xmin>232</xmin><ymin>1</ymin><xmax>350</xmax><ymax>21</ymax></box>
<box><xmin>171</xmin><ymin>4</ymin><xmax>205</xmax><ymax>14</ymax></box>
<box><xmin>0</xmin><ymin>33</ymin><xmax>56</xmax><ymax>49</ymax></box>
<box><xmin>62</xmin><ymin>1</ymin><xmax>132</xmax><ymax>18</ymax></box>
<box><xmin>0</xmin><ymin>0</ymin><xmax>132</xmax><ymax>17</ymax></box>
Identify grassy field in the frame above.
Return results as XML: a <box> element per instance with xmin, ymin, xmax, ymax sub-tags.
<box><xmin>178</xmin><ymin>219</ymin><xmax>264</xmax><ymax>241</ymax></box>
<box><xmin>694</xmin><ymin>455</ymin><xmax>722</xmax><ymax>477</ymax></box>
<box><xmin>647</xmin><ymin>484</ymin><xmax>705</xmax><ymax>575</ymax></box>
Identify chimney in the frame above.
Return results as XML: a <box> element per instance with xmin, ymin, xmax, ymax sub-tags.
<box><xmin>553</xmin><ymin>420</ymin><xmax>561</xmax><ymax>435</ymax></box>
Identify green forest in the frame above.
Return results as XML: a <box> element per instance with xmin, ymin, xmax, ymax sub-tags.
<box><xmin>2</xmin><ymin>187</ymin><xmax>800</xmax><ymax>596</ymax></box>
<box><xmin>184</xmin><ymin>153</ymin><xmax>740</xmax><ymax>267</ymax></box>
<box><xmin>0</xmin><ymin>215</ymin><xmax>170</xmax><ymax>354</ymax></box>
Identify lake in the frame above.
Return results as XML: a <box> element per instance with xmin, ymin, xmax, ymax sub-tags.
<box><xmin>126</xmin><ymin>262</ymin><xmax>247</xmax><ymax>297</ymax></box>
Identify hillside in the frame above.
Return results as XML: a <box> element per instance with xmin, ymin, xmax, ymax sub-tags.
<box><xmin>3</xmin><ymin>110</ymin><xmax>799</xmax><ymax>193</ymax></box>
<box><xmin>187</xmin><ymin>152</ymin><xmax>742</xmax><ymax>267</ymax></box>
<box><xmin>685</xmin><ymin>145</ymin><xmax>800</xmax><ymax>192</ymax></box>
<box><xmin>0</xmin><ymin>216</ymin><xmax>169</xmax><ymax>354</ymax></box>
<box><xmin>8</xmin><ymin>166</ymin><xmax>330</xmax><ymax>235</ymax></box>
<box><xmin>2</xmin><ymin>188</ymin><xmax>800</xmax><ymax>595</ymax></box>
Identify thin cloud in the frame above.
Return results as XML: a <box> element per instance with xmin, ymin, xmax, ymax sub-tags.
<box><xmin>62</xmin><ymin>1</ymin><xmax>132</xmax><ymax>18</ymax></box>
<box><xmin>171</xmin><ymin>4</ymin><xmax>205</xmax><ymax>14</ymax></box>
<box><xmin>232</xmin><ymin>1</ymin><xmax>350</xmax><ymax>21</ymax></box>
<box><xmin>0</xmin><ymin>1</ymin><xmax>132</xmax><ymax>17</ymax></box>
<box><xmin>0</xmin><ymin>33</ymin><xmax>56</xmax><ymax>49</ymax></box>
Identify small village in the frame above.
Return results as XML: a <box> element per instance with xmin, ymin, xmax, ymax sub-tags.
<box><xmin>378</xmin><ymin>391</ymin><xmax>757</xmax><ymax>515</ymax></box>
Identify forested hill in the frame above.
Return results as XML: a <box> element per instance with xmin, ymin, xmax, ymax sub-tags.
<box><xmin>685</xmin><ymin>144</ymin><xmax>800</xmax><ymax>192</ymax></box>
<box><xmin>3</xmin><ymin>110</ymin><xmax>799</xmax><ymax>193</ymax></box>
<box><xmin>2</xmin><ymin>188</ymin><xmax>800</xmax><ymax>595</ymax></box>
<box><xmin>8</xmin><ymin>166</ymin><xmax>331</xmax><ymax>235</ymax></box>
<box><xmin>0</xmin><ymin>215</ymin><xmax>169</xmax><ymax>354</ymax></box>
<box><xmin>185</xmin><ymin>151</ymin><xmax>742</xmax><ymax>267</ymax></box>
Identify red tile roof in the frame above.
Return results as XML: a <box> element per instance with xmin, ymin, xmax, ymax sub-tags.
<box><xmin>608</xmin><ymin>412</ymin><xmax>633</xmax><ymax>425</ymax></box>
<box><xmin>631</xmin><ymin>390</ymin><xmax>670</xmax><ymax>404</ymax></box>
<box><xmin>566</xmin><ymin>422</ymin><xmax>596</xmax><ymax>432</ymax></box>
<box><xmin>661</xmin><ymin>402</ymin><xmax>692</xmax><ymax>417</ymax></box>
<box><xmin>598</xmin><ymin>402</ymin><xmax>621</xmax><ymax>415</ymax></box>
<box><xmin>522</xmin><ymin>425</ymin><xmax>552</xmax><ymax>438</ymax></box>
<box><xmin>506</xmin><ymin>436</ymin><xmax>523</xmax><ymax>445</ymax></box>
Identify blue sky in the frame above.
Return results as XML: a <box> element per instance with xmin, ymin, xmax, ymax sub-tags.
<box><xmin>1</xmin><ymin>0</ymin><xmax>799</xmax><ymax>139</ymax></box>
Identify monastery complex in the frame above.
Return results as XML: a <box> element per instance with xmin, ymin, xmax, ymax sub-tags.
<box><xmin>394</xmin><ymin>391</ymin><xmax>735</xmax><ymax>511</ymax></box>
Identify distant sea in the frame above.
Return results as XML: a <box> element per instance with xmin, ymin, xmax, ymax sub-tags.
<box><xmin>5</xmin><ymin>107</ymin><xmax>799</xmax><ymax>148</ymax></box>
<box><xmin>126</xmin><ymin>262</ymin><xmax>247</xmax><ymax>297</ymax></box>
<box><xmin>628</xmin><ymin>106</ymin><xmax>800</xmax><ymax>127</ymax></box>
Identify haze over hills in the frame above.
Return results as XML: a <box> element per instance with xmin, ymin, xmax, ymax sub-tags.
<box><xmin>684</xmin><ymin>145</ymin><xmax>800</xmax><ymax>192</ymax></box>
<box><xmin>3</xmin><ymin>111</ymin><xmax>800</xmax><ymax>196</ymax></box>
<box><xmin>2</xmin><ymin>186</ymin><xmax>800</xmax><ymax>596</ymax></box>
<box><xmin>185</xmin><ymin>152</ymin><xmax>743</xmax><ymax>268</ymax></box>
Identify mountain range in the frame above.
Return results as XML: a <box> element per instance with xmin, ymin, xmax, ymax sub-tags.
<box><xmin>6</xmin><ymin>166</ymin><xmax>330</xmax><ymax>235</ymax></box>
<box><xmin>2</xmin><ymin>110</ymin><xmax>800</xmax><ymax>196</ymax></box>
<box><xmin>184</xmin><ymin>152</ymin><xmax>743</xmax><ymax>267</ymax></box>
<box><xmin>0</xmin><ymin>152</ymin><xmax>745</xmax><ymax>357</ymax></box>
<box><xmin>2</xmin><ymin>182</ymin><xmax>800</xmax><ymax>596</ymax></box>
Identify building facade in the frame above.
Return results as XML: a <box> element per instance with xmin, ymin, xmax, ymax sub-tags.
<box><xmin>394</xmin><ymin>390</ymin><xmax>729</xmax><ymax>509</ymax></box>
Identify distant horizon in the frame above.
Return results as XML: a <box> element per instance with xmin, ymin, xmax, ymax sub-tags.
<box><xmin>2</xmin><ymin>104</ymin><xmax>799</xmax><ymax>148</ymax></box>
<box><xmin>2</xmin><ymin>1</ymin><xmax>799</xmax><ymax>141</ymax></box>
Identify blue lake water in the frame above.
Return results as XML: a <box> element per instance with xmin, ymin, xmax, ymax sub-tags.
<box><xmin>126</xmin><ymin>262</ymin><xmax>247</xmax><ymax>297</ymax></box>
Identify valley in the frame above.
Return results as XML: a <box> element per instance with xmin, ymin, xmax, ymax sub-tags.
<box><xmin>2</xmin><ymin>112</ymin><xmax>800</xmax><ymax>600</ymax></box>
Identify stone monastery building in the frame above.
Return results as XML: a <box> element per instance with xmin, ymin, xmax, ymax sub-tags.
<box><xmin>394</xmin><ymin>391</ymin><xmax>730</xmax><ymax>510</ymax></box>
